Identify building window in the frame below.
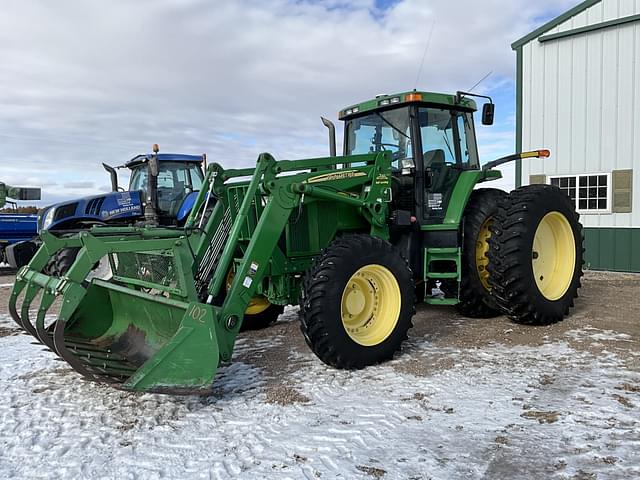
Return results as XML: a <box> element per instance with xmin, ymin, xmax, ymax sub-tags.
<box><xmin>549</xmin><ymin>174</ymin><xmax>610</xmax><ymax>213</ymax></box>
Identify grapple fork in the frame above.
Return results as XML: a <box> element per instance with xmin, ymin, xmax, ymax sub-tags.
<box><xmin>9</xmin><ymin>228</ymin><xmax>224</xmax><ymax>393</ymax></box>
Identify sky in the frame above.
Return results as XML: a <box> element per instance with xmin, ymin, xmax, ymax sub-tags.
<box><xmin>0</xmin><ymin>0</ymin><xmax>580</xmax><ymax>205</ymax></box>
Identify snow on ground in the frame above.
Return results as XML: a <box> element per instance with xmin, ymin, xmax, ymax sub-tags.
<box><xmin>1</xmin><ymin>305</ymin><xmax>639</xmax><ymax>480</ymax></box>
<box><xmin>0</xmin><ymin>264</ymin><xmax>12</xmax><ymax>288</ymax></box>
<box><xmin>1</xmin><ymin>271</ymin><xmax>640</xmax><ymax>479</ymax></box>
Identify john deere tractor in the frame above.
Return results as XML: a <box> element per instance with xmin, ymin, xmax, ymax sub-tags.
<box><xmin>9</xmin><ymin>90</ymin><xmax>583</xmax><ymax>393</ymax></box>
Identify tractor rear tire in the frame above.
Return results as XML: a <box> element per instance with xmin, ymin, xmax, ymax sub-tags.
<box><xmin>300</xmin><ymin>234</ymin><xmax>415</xmax><ymax>369</ymax></box>
<box><xmin>241</xmin><ymin>304</ymin><xmax>284</xmax><ymax>331</ymax></box>
<box><xmin>456</xmin><ymin>188</ymin><xmax>507</xmax><ymax>318</ymax></box>
<box><xmin>488</xmin><ymin>184</ymin><xmax>584</xmax><ymax>325</ymax></box>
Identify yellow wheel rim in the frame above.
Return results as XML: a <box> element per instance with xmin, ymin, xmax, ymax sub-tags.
<box><xmin>245</xmin><ymin>296</ymin><xmax>271</xmax><ymax>315</ymax></box>
<box><xmin>340</xmin><ymin>264</ymin><xmax>401</xmax><ymax>347</ymax></box>
<box><xmin>226</xmin><ymin>269</ymin><xmax>271</xmax><ymax>315</ymax></box>
<box><xmin>475</xmin><ymin>218</ymin><xmax>493</xmax><ymax>291</ymax></box>
<box><xmin>532</xmin><ymin>212</ymin><xmax>576</xmax><ymax>301</ymax></box>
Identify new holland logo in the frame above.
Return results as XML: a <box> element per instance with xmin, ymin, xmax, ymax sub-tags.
<box><xmin>305</xmin><ymin>170</ymin><xmax>367</xmax><ymax>184</ymax></box>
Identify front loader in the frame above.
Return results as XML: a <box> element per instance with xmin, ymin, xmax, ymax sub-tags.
<box><xmin>9</xmin><ymin>90</ymin><xmax>584</xmax><ymax>393</ymax></box>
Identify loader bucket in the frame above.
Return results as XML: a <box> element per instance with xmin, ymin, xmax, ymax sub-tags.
<box><xmin>61</xmin><ymin>281</ymin><xmax>221</xmax><ymax>393</ymax></box>
<box><xmin>10</xmin><ymin>238</ymin><xmax>224</xmax><ymax>394</ymax></box>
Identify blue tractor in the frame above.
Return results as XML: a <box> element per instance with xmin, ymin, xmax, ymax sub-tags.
<box><xmin>7</xmin><ymin>148</ymin><xmax>206</xmax><ymax>271</ymax></box>
<box><xmin>0</xmin><ymin>183</ymin><xmax>41</xmax><ymax>267</ymax></box>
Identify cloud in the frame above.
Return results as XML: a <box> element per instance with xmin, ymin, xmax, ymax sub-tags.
<box><xmin>0</xmin><ymin>0</ymin><xmax>577</xmax><ymax>204</ymax></box>
<box><xmin>62</xmin><ymin>181</ymin><xmax>95</xmax><ymax>189</ymax></box>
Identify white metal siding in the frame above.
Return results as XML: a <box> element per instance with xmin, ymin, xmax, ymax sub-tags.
<box><xmin>521</xmin><ymin>0</ymin><xmax>640</xmax><ymax>227</ymax></box>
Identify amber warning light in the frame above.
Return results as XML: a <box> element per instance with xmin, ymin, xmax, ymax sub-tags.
<box><xmin>405</xmin><ymin>93</ymin><xmax>423</xmax><ymax>102</ymax></box>
<box><xmin>521</xmin><ymin>149</ymin><xmax>551</xmax><ymax>159</ymax></box>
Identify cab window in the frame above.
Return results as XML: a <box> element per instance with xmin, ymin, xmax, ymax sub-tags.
<box><xmin>419</xmin><ymin>108</ymin><xmax>456</xmax><ymax>167</ymax></box>
<box><xmin>155</xmin><ymin>162</ymin><xmax>203</xmax><ymax>217</ymax></box>
<box><xmin>345</xmin><ymin>106</ymin><xmax>412</xmax><ymax>169</ymax></box>
<box><xmin>129</xmin><ymin>167</ymin><xmax>148</xmax><ymax>193</ymax></box>
<box><xmin>418</xmin><ymin>108</ymin><xmax>479</xmax><ymax>169</ymax></box>
<box><xmin>457</xmin><ymin>112</ymin><xmax>479</xmax><ymax>167</ymax></box>
<box><xmin>129</xmin><ymin>161</ymin><xmax>204</xmax><ymax>219</ymax></box>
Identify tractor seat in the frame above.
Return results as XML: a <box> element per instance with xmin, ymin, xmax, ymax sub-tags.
<box><xmin>423</xmin><ymin>149</ymin><xmax>446</xmax><ymax>168</ymax></box>
<box><xmin>157</xmin><ymin>182</ymin><xmax>186</xmax><ymax>218</ymax></box>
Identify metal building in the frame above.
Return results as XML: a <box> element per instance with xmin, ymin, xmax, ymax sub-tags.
<box><xmin>512</xmin><ymin>0</ymin><xmax>640</xmax><ymax>272</ymax></box>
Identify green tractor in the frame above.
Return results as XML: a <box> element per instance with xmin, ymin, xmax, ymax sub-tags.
<box><xmin>0</xmin><ymin>183</ymin><xmax>41</xmax><ymax>210</ymax></box>
<box><xmin>9</xmin><ymin>90</ymin><xmax>583</xmax><ymax>393</ymax></box>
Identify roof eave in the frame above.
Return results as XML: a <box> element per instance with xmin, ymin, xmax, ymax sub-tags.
<box><xmin>511</xmin><ymin>0</ymin><xmax>602</xmax><ymax>50</ymax></box>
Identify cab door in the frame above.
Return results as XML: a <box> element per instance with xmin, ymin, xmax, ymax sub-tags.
<box><xmin>418</xmin><ymin>108</ymin><xmax>476</xmax><ymax>223</ymax></box>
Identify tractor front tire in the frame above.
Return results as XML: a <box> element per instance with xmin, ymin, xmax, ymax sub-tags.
<box><xmin>44</xmin><ymin>247</ymin><xmax>80</xmax><ymax>277</ymax></box>
<box><xmin>300</xmin><ymin>234</ymin><xmax>415</xmax><ymax>369</ymax></box>
<box><xmin>488</xmin><ymin>184</ymin><xmax>584</xmax><ymax>325</ymax></box>
<box><xmin>241</xmin><ymin>303</ymin><xmax>284</xmax><ymax>331</ymax></box>
<box><xmin>219</xmin><ymin>267</ymin><xmax>284</xmax><ymax>331</ymax></box>
<box><xmin>457</xmin><ymin>188</ymin><xmax>507</xmax><ymax>318</ymax></box>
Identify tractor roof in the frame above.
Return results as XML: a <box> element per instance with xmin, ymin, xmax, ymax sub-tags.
<box><xmin>125</xmin><ymin>153</ymin><xmax>204</xmax><ymax>168</ymax></box>
<box><xmin>339</xmin><ymin>91</ymin><xmax>477</xmax><ymax>120</ymax></box>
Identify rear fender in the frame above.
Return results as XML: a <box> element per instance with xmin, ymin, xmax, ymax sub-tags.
<box><xmin>176</xmin><ymin>191</ymin><xmax>199</xmax><ymax>223</ymax></box>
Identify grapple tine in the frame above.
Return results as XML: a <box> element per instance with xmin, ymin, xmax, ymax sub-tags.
<box><xmin>53</xmin><ymin>317</ymin><xmax>99</xmax><ymax>383</ymax></box>
<box><xmin>35</xmin><ymin>290</ymin><xmax>58</xmax><ymax>354</ymax></box>
<box><xmin>8</xmin><ymin>273</ymin><xmax>28</xmax><ymax>330</ymax></box>
<box><xmin>18</xmin><ymin>282</ymin><xmax>41</xmax><ymax>338</ymax></box>
<box><xmin>9</xmin><ymin>235</ymin><xmax>62</xmax><ymax>332</ymax></box>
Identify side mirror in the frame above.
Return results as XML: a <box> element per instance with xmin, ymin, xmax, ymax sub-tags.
<box><xmin>482</xmin><ymin>103</ymin><xmax>495</xmax><ymax>125</ymax></box>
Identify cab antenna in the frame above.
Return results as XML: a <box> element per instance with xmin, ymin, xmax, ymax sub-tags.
<box><xmin>467</xmin><ymin>71</ymin><xmax>493</xmax><ymax>93</ymax></box>
<box><xmin>414</xmin><ymin>19</ymin><xmax>436</xmax><ymax>90</ymax></box>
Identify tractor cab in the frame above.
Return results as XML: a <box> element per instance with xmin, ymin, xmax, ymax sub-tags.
<box><xmin>103</xmin><ymin>151</ymin><xmax>205</xmax><ymax>226</ymax></box>
<box><xmin>339</xmin><ymin>91</ymin><xmax>489</xmax><ymax>224</ymax></box>
<box><xmin>125</xmin><ymin>154</ymin><xmax>204</xmax><ymax>223</ymax></box>
<box><xmin>31</xmin><ymin>151</ymin><xmax>205</xmax><ymax>236</ymax></box>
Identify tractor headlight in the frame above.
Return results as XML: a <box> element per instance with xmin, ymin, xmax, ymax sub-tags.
<box><xmin>41</xmin><ymin>208</ymin><xmax>55</xmax><ymax>231</ymax></box>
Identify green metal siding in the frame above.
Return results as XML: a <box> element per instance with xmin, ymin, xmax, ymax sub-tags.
<box><xmin>583</xmin><ymin>227</ymin><xmax>640</xmax><ymax>272</ymax></box>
